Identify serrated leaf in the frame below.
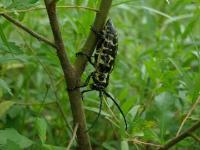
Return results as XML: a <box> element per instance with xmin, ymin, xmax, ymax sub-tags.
<box><xmin>0</xmin><ymin>79</ymin><xmax>13</xmax><ymax>95</ymax></box>
<box><xmin>0</xmin><ymin>101</ymin><xmax>15</xmax><ymax>118</ymax></box>
<box><xmin>35</xmin><ymin>117</ymin><xmax>47</xmax><ymax>144</ymax></box>
<box><xmin>0</xmin><ymin>128</ymin><xmax>33</xmax><ymax>148</ymax></box>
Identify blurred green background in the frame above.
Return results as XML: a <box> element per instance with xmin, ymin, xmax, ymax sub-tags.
<box><xmin>0</xmin><ymin>0</ymin><xmax>200</xmax><ymax>149</ymax></box>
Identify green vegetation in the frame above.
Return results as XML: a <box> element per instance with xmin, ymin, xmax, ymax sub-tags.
<box><xmin>0</xmin><ymin>0</ymin><xmax>200</xmax><ymax>149</ymax></box>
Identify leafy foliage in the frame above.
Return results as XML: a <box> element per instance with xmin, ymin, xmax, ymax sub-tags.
<box><xmin>0</xmin><ymin>0</ymin><xmax>200</xmax><ymax>149</ymax></box>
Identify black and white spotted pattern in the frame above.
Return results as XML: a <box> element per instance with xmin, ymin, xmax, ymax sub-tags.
<box><xmin>91</xmin><ymin>19</ymin><xmax>118</xmax><ymax>90</ymax></box>
<box><xmin>73</xmin><ymin>19</ymin><xmax>127</xmax><ymax>131</ymax></box>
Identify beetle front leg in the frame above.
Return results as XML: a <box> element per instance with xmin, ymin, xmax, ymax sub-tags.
<box><xmin>90</xmin><ymin>26</ymin><xmax>104</xmax><ymax>39</ymax></box>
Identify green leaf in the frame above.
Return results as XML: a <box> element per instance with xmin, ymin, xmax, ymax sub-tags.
<box><xmin>0</xmin><ymin>139</ymin><xmax>22</xmax><ymax>150</ymax></box>
<box><xmin>154</xmin><ymin>92</ymin><xmax>174</xmax><ymax>110</ymax></box>
<box><xmin>0</xmin><ymin>128</ymin><xmax>33</xmax><ymax>148</ymax></box>
<box><xmin>42</xmin><ymin>144</ymin><xmax>66</xmax><ymax>150</ymax></box>
<box><xmin>0</xmin><ymin>54</ymin><xmax>29</xmax><ymax>64</ymax></box>
<box><xmin>154</xmin><ymin>92</ymin><xmax>174</xmax><ymax>142</ymax></box>
<box><xmin>128</xmin><ymin>105</ymin><xmax>140</xmax><ymax>120</ymax></box>
<box><xmin>35</xmin><ymin>117</ymin><xmax>47</xmax><ymax>144</ymax></box>
<box><xmin>7</xmin><ymin>0</ymin><xmax>39</xmax><ymax>9</ymax></box>
<box><xmin>0</xmin><ymin>79</ymin><xmax>13</xmax><ymax>95</ymax></box>
<box><xmin>121</xmin><ymin>140</ymin><xmax>129</xmax><ymax>150</ymax></box>
<box><xmin>84</xmin><ymin>106</ymin><xmax>111</xmax><ymax>117</ymax></box>
<box><xmin>0</xmin><ymin>23</ymin><xmax>12</xmax><ymax>53</ymax></box>
<box><xmin>0</xmin><ymin>41</ymin><xmax>22</xmax><ymax>53</ymax></box>
<box><xmin>143</xmin><ymin>129</ymin><xmax>160</xmax><ymax>143</ymax></box>
<box><xmin>0</xmin><ymin>0</ymin><xmax>12</xmax><ymax>8</ymax></box>
<box><xmin>29</xmin><ymin>0</ymin><xmax>39</xmax><ymax>4</ymax></box>
<box><xmin>0</xmin><ymin>101</ymin><xmax>15</xmax><ymax>118</ymax></box>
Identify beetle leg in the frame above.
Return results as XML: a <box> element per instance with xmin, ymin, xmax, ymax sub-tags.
<box><xmin>103</xmin><ymin>90</ymin><xmax>128</xmax><ymax>130</ymax></box>
<box><xmin>90</xmin><ymin>26</ymin><xmax>104</xmax><ymax>39</ymax></box>
<box><xmin>76</xmin><ymin>52</ymin><xmax>95</xmax><ymax>67</ymax></box>
<box><xmin>67</xmin><ymin>72</ymin><xmax>93</xmax><ymax>91</ymax></box>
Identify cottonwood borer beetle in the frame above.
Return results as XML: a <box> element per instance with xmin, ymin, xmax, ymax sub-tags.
<box><xmin>71</xmin><ymin>19</ymin><xmax>127</xmax><ymax>131</ymax></box>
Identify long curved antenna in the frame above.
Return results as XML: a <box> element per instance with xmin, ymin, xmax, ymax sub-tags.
<box><xmin>85</xmin><ymin>91</ymin><xmax>103</xmax><ymax>132</ymax></box>
<box><xmin>103</xmin><ymin>90</ymin><xmax>128</xmax><ymax>130</ymax></box>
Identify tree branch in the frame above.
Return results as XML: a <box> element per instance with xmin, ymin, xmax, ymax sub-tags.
<box><xmin>189</xmin><ymin>133</ymin><xmax>200</xmax><ymax>143</ymax></box>
<box><xmin>66</xmin><ymin>123</ymin><xmax>79</xmax><ymax>150</ymax></box>
<box><xmin>44</xmin><ymin>0</ymin><xmax>92</xmax><ymax>149</ymax></box>
<box><xmin>128</xmin><ymin>138</ymin><xmax>162</xmax><ymax>148</ymax></box>
<box><xmin>158</xmin><ymin>120</ymin><xmax>200</xmax><ymax>150</ymax></box>
<box><xmin>75</xmin><ymin>0</ymin><xmax>113</xmax><ymax>77</ymax></box>
<box><xmin>1</xmin><ymin>14</ymin><xmax>56</xmax><ymax>48</ymax></box>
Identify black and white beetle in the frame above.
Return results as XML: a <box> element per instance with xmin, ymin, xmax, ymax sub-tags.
<box><xmin>72</xmin><ymin>19</ymin><xmax>127</xmax><ymax>131</ymax></box>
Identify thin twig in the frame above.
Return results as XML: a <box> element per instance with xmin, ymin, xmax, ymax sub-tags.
<box><xmin>38</xmin><ymin>85</ymin><xmax>50</xmax><ymax>114</ymax></box>
<box><xmin>1</xmin><ymin>14</ymin><xmax>56</xmax><ymax>48</ymax></box>
<box><xmin>16</xmin><ymin>101</ymin><xmax>56</xmax><ymax>106</ymax></box>
<box><xmin>38</xmin><ymin>59</ymin><xmax>73</xmax><ymax>133</ymax></box>
<box><xmin>66</xmin><ymin>123</ymin><xmax>79</xmax><ymax>150</ymax></box>
<box><xmin>128</xmin><ymin>138</ymin><xmax>162</xmax><ymax>148</ymax></box>
<box><xmin>103</xmin><ymin>96</ymin><xmax>120</xmax><ymax>124</ymax></box>
<box><xmin>176</xmin><ymin>96</ymin><xmax>200</xmax><ymax>136</ymax></box>
<box><xmin>24</xmin><ymin>40</ymin><xmax>72</xmax><ymax>133</ymax></box>
<box><xmin>0</xmin><ymin>5</ymin><xmax>98</xmax><ymax>14</ymax></box>
<box><xmin>56</xmin><ymin>5</ymin><xmax>98</xmax><ymax>12</ymax></box>
<box><xmin>189</xmin><ymin>133</ymin><xmax>200</xmax><ymax>143</ymax></box>
<box><xmin>158</xmin><ymin>120</ymin><xmax>200</xmax><ymax>150</ymax></box>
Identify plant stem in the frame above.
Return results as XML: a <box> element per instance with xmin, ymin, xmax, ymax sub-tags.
<box><xmin>1</xmin><ymin>14</ymin><xmax>56</xmax><ymax>48</ymax></box>
<box><xmin>0</xmin><ymin>5</ymin><xmax>98</xmax><ymax>14</ymax></box>
<box><xmin>44</xmin><ymin>0</ymin><xmax>92</xmax><ymax>149</ymax></box>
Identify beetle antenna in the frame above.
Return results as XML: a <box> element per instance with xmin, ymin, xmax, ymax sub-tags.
<box><xmin>103</xmin><ymin>90</ymin><xmax>127</xmax><ymax>130</ymax></box>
